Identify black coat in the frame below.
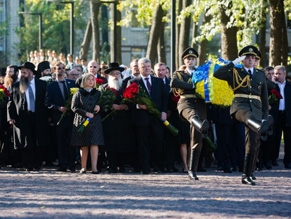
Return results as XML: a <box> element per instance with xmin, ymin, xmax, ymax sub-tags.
<box><xmin>7</xmin><ymin>79</ymin><xmax>49</xmax><ymax>149</ymax></box>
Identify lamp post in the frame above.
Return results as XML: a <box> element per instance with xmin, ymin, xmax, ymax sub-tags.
<box><xmin>47</xmin><ymin>0</ymin><xmax>74</xmax><ymax>55</ymax></box>
<box><xmin>19</xmin><ymin>12</ymin><xmax>43</xmax><ymax>51</ymax></box>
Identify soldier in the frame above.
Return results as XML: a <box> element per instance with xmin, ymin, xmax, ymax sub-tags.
<box><xmin>214</xmin><ymin>45</ymin><xmax>272</xmax><ymax>185</ymax></box>
<box><xmin>170</xmin><ymin>47</ymin><xmax>209</xmax><ymax>181</ymax></box>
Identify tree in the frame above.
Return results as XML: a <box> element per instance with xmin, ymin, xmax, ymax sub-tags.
<box><xmin>177</xmin><ymin>0</ymin><xmax>192</xmax><ymax>68</ymax></box>
<box><xmin>90</xmin><ymin>0</ymin><xmax>101</xmax><ymax>62</ymax></box>
<box><xmin>269</xmin><ymin>0</ymin><xmax>288</xmax><ymax>66</ymax></box>
<box><xmin>79</xmin><ymin>20</ymin><xmax>92</xmax><ymax>60</ymax></box>
<box><xmin>146</xmin><ymin>4</ymin><xmax>164</xmax><ymax>64</ymax></box>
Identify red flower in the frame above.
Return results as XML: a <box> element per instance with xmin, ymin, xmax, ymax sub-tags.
<box><xmin>123</xmin><ymin>82</ymin><xmax>139</xmax><ymax>99</ymax></box>
<box><xmin>0</xmin><ymin>84</ymin><xmax>11</xmax><ymax>97</ymax></box>
<box><xmin>106</xmin><ymin>87</ymin><xmax>118</xmax><ymax>96</ymax></box>
<box><xmin>95</xmin><ymin>78</ymin><xmax>106</xmax><ymax>88</ymax></box>
<box><xmin>270</xmin><ymin>89</ymin><xmax>282</xmax><ymax>99</ymax></box>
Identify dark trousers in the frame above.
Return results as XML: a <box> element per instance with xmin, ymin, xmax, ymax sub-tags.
<box><xmin>272</xmin><ymin>111</ymin><xmax>291</xmax><ymax>165</ymax></box>
<box><xmin>136</xmin><ymin>119</ymin><xmax>164</xmax><ymax>173</ymax></box>
<box><xmin>55</xmin><ymin>116</ymin><xmax>75</xmax><ymax>169</ymax></box>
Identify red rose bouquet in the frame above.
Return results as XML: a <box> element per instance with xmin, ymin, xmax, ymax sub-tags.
<box><xmin>0</xmin><ymin>84</ymin><xmax>11</xmax><ymax>103</ymax></box>
<box><xmin>122</xmin><ymin>83</ymin><xmax>179</xmax><ymax>136</ymax></box>
<box><xmin>269</xmin><ymin>89</ymin><xmax>282</xmax><ymax>105</ymax></box>
<box><xmin>95</xmin><ymin>78</ymin><xmax>106</xmax><ymax>88</ymax></box>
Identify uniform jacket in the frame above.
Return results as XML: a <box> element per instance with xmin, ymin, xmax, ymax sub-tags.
<box><xmin>214</xmin><ymin>62</ymin><xmax>269</xmax><ymax>121</ymax></box>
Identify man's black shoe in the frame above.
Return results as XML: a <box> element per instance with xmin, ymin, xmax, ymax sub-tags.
<box><xmin>242</xmin><ymin>176</ymin><xmax>255</xmax><ymax>185</ymax></box>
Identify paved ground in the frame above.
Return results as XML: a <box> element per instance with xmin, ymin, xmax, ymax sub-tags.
<box><xmin>0</xmin><ymin>159</ymin><xmax>290</xmax><ymax>219</ymax></box>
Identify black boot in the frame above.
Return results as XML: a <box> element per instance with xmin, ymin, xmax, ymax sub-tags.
<box><xmin>247</xmin><ymin>118</ymin><xmax>269</xmax><ymax>134</ymax></box>
<box><xmin>188</xmin><ymin>150</ymin><xmax>199</xmax><ymax>180</ymax></box>
<box><xmin>241</xmin><ymin>154</ymin><xmax>256</xmax><ymax>185</ymax></box>
<box><xmin>191</xmin><ymin>116</ymin><xmax>209</xmax><ymax>138</ymax></box>
<box><xmin>247</xmin><ymin>118</ymin><xmax>269</xmax><ymax>141</ymax></box>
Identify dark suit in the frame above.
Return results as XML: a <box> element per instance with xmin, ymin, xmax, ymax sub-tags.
<box><xmin>272</xmin><ymin>81</ymin><xmax>291</xmax><ymax>167</ymax></box>
<box><xmin>45</xmin><ymin>79</ymin><xmax>76</xmax><ymax>171</ymax></box>
<box><xmin>128</xmin><ymin>75</ymin><xmax>168</xmax><ymax>173</ymax></box>
<box><xmin>7</xmin><ymin>78</ymin><xmax>49</xmax><ymax>170</ymax></box>
<box><xmin>214</xmin><ymin>62</ymin><xmax>269</xmax><ymax>178</ymax></box>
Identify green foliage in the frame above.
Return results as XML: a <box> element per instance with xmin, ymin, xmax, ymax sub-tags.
<box><xmin>16</xmin><ymin>0</ymin><xmax>87</xmax><ymax>62</ymax></box>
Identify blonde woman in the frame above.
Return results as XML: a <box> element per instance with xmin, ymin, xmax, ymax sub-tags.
<box><xmin>71</xmin><ymin>73</ymin><xmax>104</xmax><ymax>174</ymax></box>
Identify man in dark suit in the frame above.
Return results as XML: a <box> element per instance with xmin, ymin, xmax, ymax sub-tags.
<box><xmin>154</xmin><ymin>62</ymin><xmax>177</xmax><ymax>172</ymax></box>
<box><xmin>121</xmin><ymin>59</ymin><xmax>140</xmax><ymax>93</ymax></box>
<box><xmin>7</xmin><ymin>62</ymin><xmax>49</xmax><ymax>171</ymax></box>
<box><xmin>272</xmin><ymin>65</ymin><xmax>291</xmax><ymax>169</ymax></box>
<box><xmin>170</xmin><ymin>47</ymin><xmax>209</xmax><ymax>181</ymax></box>
<box><xmin>45</xmin><ymin>63</ymin><xmax>76</xmax><ymax>172</ymax></box>
<box><xmin>128</xmin><ymin>58</ymin><xmax>168</xmax><ymax>174</ymax></box>
<box><xmin>214</xmin><ymin>45</ymin><xmax>271</xmax><ymax>185</ymax></box>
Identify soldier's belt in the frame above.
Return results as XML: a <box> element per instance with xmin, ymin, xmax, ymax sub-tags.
<box><xmin>180</xmin><ymin>94</ymin><xmax>197</xmax><ymax>98</ymax></box>
<box><xmin>234</xmin><ymin>94</ymin><xmax>261</xmax><ymax>101</ymax></box>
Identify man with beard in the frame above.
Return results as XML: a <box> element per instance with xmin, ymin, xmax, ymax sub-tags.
<box><xmin>100</xmin><ymin>62</ymin><xmax>136</xmax><ymax>173</ymax></box>
<box><xmin>7</xmin><ymin>62</ymin><xmax>49</xmax><ymax>171</ymax></box>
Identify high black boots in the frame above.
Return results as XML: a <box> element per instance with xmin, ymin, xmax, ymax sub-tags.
<box><xmin>242</xmin><ymin>154</ymin><xmax>256</xmax><ymax>185</ymax></box>
<box><xmin>188</xmin><ymin>149</ymin><xmax>199</xmax><ymax>180</ymax></box>
<box><xmin>191</xmin><ymin>116</ymin><xmax>209</xmax><ymax>138</ymax></box>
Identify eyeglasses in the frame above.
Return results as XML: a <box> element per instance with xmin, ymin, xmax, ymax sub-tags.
<box><xmin>89</xmin><ymin>66</ymin><xmax>97</xmax><ymax>68</ymax></box>
<box><xmin>58</xmin><ymin>67</ymin><xmax>65</xmax><ymax>70</ymax></box>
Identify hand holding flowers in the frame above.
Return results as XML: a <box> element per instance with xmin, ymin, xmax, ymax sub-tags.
<box><xmin>268</xmin><ymin>89</ymin><xmax>282</xmax><ymax>105</ymax></box>
<box><xmin>122</xmin><ymin>83</ymin><xmax>179</xmax><ymax>136</ymax></box>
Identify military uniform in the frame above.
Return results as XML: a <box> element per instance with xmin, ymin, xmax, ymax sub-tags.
<box><xmin>214</xmin><ymin>45</ymin><xmax>270</xmax><ymax>185</ymax></box>
<box><xmin>170</xmin><ymin>47</ymin><xmax>209</xmax><ymax>180</ymax></box>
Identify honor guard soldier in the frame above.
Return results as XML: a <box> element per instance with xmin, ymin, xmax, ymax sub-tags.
<box><xmin>170</xmin><ymin>47</ymin><xmax>209</xmax><ymax>181</ymax></box>
<box><xmin>214</xmin><ymin>45</ymin><xmax>273</xmax><ymax>185</ymax></box>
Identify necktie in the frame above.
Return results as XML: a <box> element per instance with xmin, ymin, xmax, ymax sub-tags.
<box><xmin>248</xmin><ymin>70</ymin><xmax>252</xmax><ymax>78</ymax></box>
<box><xmin>145</xmin><ymin>77</ymin><xmax>151</xmax><ymax>94</ymax></box>
<box><xmin>61</xmin><ymin>81</ymin><xmax>69</xmax><ymax>99</ymax></box>
<box><xmin>28</xmin><ymin>83</ymin><xmax>35</xmax><ymax>112</ymax></box>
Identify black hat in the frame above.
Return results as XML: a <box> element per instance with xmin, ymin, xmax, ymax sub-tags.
<box><xmin>18</xmin><ymin>62</ymin><xmax>37</xmax><ymax>74</ymax></box>
<box><xmin>37</xmin><ymin>61</ymin><xmax>51</xmax><ymax>73</ymax></box>
<box><xmin>104</xmin><ymin>62</ymin><xmax>125</xmax><ymax>74</ymax></box>
<box><xmin>181</xmin><ymin>47</ymin><xmax>199</xmax><ymax>59</ymax></box>
<box><xmin>238</xmin><ymin>45</ymin><xmax>259</xmax><ymax>57</ymax></box>
<box><xmin>255</xmin><ymin>48</ymin><xmax>261</xmax><ymax>60</ymax></box>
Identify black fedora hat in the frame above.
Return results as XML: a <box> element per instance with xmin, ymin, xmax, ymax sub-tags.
<box><xmin>104</xmin><ymin>62</ymin><xmax>125</xmax><ymax>74</ymax></box>
<box><xmin>18</xmin><ymin>62</ymin><xmax>37</xmax><ymax>74</ymax></box>
<box><xmin>181</xmin><ymin>47</ymin><xmax>199</xmax><ymax>60</ymax></box>
<box><xmin>37</xmin><ymin>61</ymin><xmax>51</xmax><ymax>73</ymax></box>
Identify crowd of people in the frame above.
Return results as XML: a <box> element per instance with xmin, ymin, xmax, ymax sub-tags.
<box><xmin>0</xmin><ymin>46</ymin><xmax>290</xmax><ymax>186</ymax></box>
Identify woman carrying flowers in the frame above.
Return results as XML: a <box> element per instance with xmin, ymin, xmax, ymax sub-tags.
<box><xmin>71</xmin><ymin>73</ymin><xmax>104</xmax><ymax>174</ymax></box>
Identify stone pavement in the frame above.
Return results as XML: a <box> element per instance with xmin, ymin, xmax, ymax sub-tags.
<box><xmin>0</xmin><ymin>160</ymin><xmax>291</xmax><ymax>219</ymax></box>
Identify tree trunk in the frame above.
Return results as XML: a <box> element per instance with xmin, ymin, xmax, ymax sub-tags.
<box><xmin>101</xmin><ymin>4</ymin><xmax>109</xmax><ymax>57</ymax></box>
<box><xmin>110</xmin><ymin>1</ymin><xmax>122</xmax><ymax>63</ymax></box>
<box><xmin>157</xmin><ymin>19</ymin><xmax>166</xmax><ymax>63</ymax></box>
<box><xmin>220</xmin><ymin>5</ymin><xmax>238</xmax><ymax>60</ymax></box>
<box><xmin>258</xmin><ymin>0</ymin><xmax>267</xmax><ymax>67</ymax></box>
<box><xmin>197</xmin><ymin>13</ymin><xmax>210</xmax><ymax>65</ymax></box>
<box><xmin>146</xmin><ymin>4</ymin><xmax>164</xmax><ymax>65</ymax></box>
<box><xmin>79</xmin><ymin>19</ymin><xmax>92</xmax><ymax>60</ymax></box>
<box><xmin>178</xmin><ymin>0</ymin><xmax>192</xmax><ymax>68</ymax></box>
<box><xmin>90</xmin><ymin>0</ymin><xmax>100</xmax><ymax>62</ymax></box>
<box><xmin>175</xmin><ymin>0</ymin><xmax>182</xmax><ymax>70</ymax></box>
<box><xmin>269</xmin><ymin>0</ymin><xmax>288</xmax><ymax>66</ymax></box>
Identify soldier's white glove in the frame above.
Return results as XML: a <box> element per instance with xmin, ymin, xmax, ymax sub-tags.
<box><xmin>232</xmin><ymin>55</ymin><xmax>246</xmax><ymax>65</ymax></box>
